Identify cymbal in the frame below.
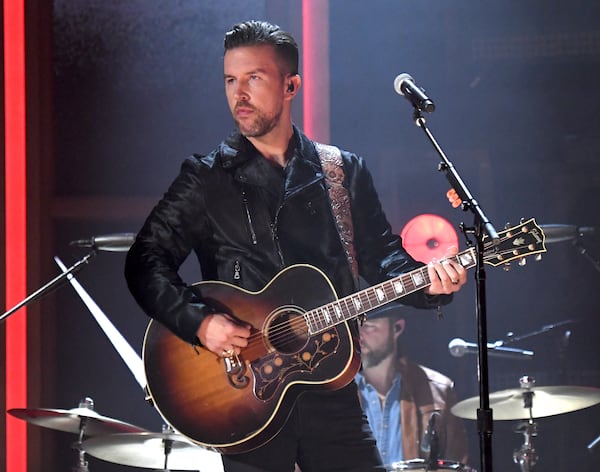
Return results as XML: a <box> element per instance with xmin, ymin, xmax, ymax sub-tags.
<box><xmin>7</xmin><ymin>407</ymin><xmax>147</xmax><ymax>436</ymax></box>
<box><xmin>452</xmin><ymin>385</ymin><xmax>600</xmax><ymax>420</ymax></box>
<box><xmin>82</xmin><ymin>432</ymin><xmax>224</xmax><ymax>470</ymax></box>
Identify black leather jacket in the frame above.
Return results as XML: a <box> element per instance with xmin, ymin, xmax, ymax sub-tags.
<box><xmin>125</xmin><ymin>126</ymin><xmax>445</xmax><ymax>344</ymax></box>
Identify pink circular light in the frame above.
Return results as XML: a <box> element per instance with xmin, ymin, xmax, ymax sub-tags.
<box><xmin>400</xmin><ymin>214</ymin><xmax>459</xmax><ymax>263</ymax></box>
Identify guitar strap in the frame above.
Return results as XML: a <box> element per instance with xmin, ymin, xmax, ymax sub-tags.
<box><xmin>314</xmin><ymin>142</ymin><xmax>359</xmax><ymax>283</ymax></box>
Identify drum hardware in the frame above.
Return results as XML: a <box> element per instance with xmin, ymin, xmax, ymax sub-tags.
<box><xmin>451</xmin><ymin>379</ymin><xmax>600</xmax><ymax>421</ymax></box>
<box><xmin>8</xmin><ymin>397</ymin><xmax>147</xmax><ymax>472</ymax></box>
<box><xmin>387</xmin><ymin>458</ymin><xmax>470</xmax><ymax>471</ymax></box>
<box><xmin>421</xmin><ymin>411</ymin><xmax>441</xmax><ymax>470</ymax></box>
<box><xmin>7</xmin><ymin>396</ymin><xmax>147</xmax><ymax>436</ymax></box>
<box><xmin>81</xmin><ymin>424</ymin><xmax>223</xmax><ymax>471</ymax></box>
<box><xmin>452</xmin><ymin>376</ymin><xmax>600</xmax><ymax>471</ymax></box>
<box><xmin>509</xmin><ymin>376</ymin><xmax>538</xmax><ymax>472</ymax></box>
<box><xmin>512</xmin><ymin>420</ymin><xmax>537</xmax><ymax>472</ymax></box>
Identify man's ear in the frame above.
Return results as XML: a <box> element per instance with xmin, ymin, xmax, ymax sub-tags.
<box><xmin>285</xmin><ymin>74</ymin><xmax>301</xmax><ymax>97</ymax></box>
<box><xmin>393</xmin><ymin>318</ymin><xmax>406</xmax><ymax>338</ymax></box>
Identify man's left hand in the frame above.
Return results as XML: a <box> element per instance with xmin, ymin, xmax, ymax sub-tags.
<box><xmin>424</xmin><ymin>247</ymin><xmax>467</xmax><ymax>295</ymax></box>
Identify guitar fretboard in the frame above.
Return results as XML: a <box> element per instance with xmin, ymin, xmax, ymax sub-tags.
<box><xmin>304</xmin><ymin>248</ymin><xmax>477</xmax><ymax>335</ymax></box>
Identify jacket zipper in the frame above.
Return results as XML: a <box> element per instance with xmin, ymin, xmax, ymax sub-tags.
<box><xmin>270</xmin><ymin>179</ymin><xmax>324</xmax><ymax>269</ymax></box>
<box><xmin>241</xmin><ymin>189</ymin><xmax>258</xmax><ymax>245</ymax></box>
<box><xmin>233</xmin><ymin>260</ymin><xmax>241</xmax><ymax>280</ymax></box>
<box><xmin>271</xmin><ymin>203</ymin><xmax>287</xmax><ymax>267</ymax></box>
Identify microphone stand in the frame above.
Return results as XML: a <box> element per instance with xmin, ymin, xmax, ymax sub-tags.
<box><xmin>0</xmin><ymin>252</ymin><xmax>96</xmax><ymax>323</ymax></box>
<box><xmin>494</xmin><ymin>319</ymin><xmax>578</xmax><ymax>347</ymax></box>
<box><xmin>572</xmin><ymin>237</ymin><xmax>600</xmax><ymax>273</ymax></box>
<box><xmin>409</xmin><ymin>107</ymin><xmax>499</xmax><ymax>472</ymax></box>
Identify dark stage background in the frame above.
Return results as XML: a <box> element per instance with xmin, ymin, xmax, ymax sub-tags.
<box><xmin>19</xmin><ymin>1</ymin><xmax>600</xmax><ymax>471</ymax></box>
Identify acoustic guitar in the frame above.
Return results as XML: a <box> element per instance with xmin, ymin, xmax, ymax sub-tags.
<box><xmin>142</xmin><ymin>218</ymin><xmax>546</xmax><ymax>454</ymax></box>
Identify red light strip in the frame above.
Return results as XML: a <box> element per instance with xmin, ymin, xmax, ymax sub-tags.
<box><xmin>302</xmin><ymin>1</ymin><xmax>315</xmax><ymax>137</ymax></box>
<box><xmin>301</xmin><ymin>1</ymin><xmax>330</xmax><ymax>142</ymax></box>
<box><xmin>4</xmin><ymin>0</ymin><xmax>28</xmax><ymax>470</ymax></box>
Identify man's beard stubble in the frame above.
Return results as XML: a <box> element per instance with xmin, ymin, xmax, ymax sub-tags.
<box><xmin>361</xmin><ymin>335</ymin><xmax>395</xmax><ymax>369</ymax></box>
<box><xmin>235</xmin><ymin>103</ymin><xmax>282</xmax><ymax>138</ymax></box>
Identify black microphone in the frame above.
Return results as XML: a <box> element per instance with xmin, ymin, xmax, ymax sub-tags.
<box><xmin>448</xmin><ymin>338</ymin><xmax>534</xmax><ymax>360</ymax></box>
<box><xmin>539</xmin><ymin>224</ymin><xmax>595</xmax><ymax>243</ymax></box>
<box><xmin>393</xmin><ymin>73</ymin><xmax>436</xmax><ymax>113</ymax></box>
<box><xmin>421</xmin><ymin>411</ymin><xmax>440</xmax><ymax>454</ymax></box>
<box><xmin>70</xmin><ymin>233</ymin><xmax>136</xmax><ymax>252</ymax></box>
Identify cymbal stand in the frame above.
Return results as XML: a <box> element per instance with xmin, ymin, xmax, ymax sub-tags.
<box><xmin>71</xmin><ymin>398</ymin><xmax>94</xmax><ymax>472</ymax></box>
<box><xmin>513</xmin><ymin>421</ymin><xmax>537</xmax><ymax>472</ymax></box>
<box><xmin>161</xmin><ymin>424</ymin><xmax>175</xmax><ymax>471</ymax></box>
<box><xmin>512</xmin><ymin>377</ymin><xmax>538</xmax><ymax>472</ymax></box>
<box><xmin>71</xmin><ymin>444</ymin><xmax>89</xmax><ymax>472</ymax></box>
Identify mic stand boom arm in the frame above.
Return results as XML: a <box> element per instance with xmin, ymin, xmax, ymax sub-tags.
<box><xmin>0</xmin><ymin>252</ymin><xmax>95</xmax><ymax>323</ymax></box>
<box><xmin>411</xmin><ymin>108</ymin><xmax>498</xmax><ymax>472</ymax></box>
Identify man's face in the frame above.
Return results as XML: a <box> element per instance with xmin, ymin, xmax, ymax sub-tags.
<box><xmin>359</xmin><ymin>317</ymin><xmax>403</xmax><ymax>368</ymax></box>
<box><xmin>224</xmin><ymin>45</ymin><xmax>287</xmax><ymax>138</ymax></box>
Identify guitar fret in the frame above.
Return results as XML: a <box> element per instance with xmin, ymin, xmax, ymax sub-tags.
<box><xmin>459</xmin><ymin>249</ymin><xmax>476</xmax><ymax>268</ymax></box>
<box><xmin>410</xmin><ymin>269</ymin><xmax>426</xmax><ymax>288</ymax></box>
<box><xmin>321</xmin><ymin>307</ymin><xmax>331</xmax><ymax>324</ymax></box>
<box><xmin>305</xmin><ymin>310</ymin><xmax>316</xmax><ymax>335</ymax></box>
<box><xmin>360</xmin><ymin>289</ymin><xmax>373</xmax><ymax>310</ymax></box>
<box><xmin>344</xmin><ymin>300</ymin><xmax>353</xmax><ymax>319</ymax></box>
<box><xmin>305</xmin><ymin>225</ymin><xmax>542</xmax><ymax>335</ymax></box>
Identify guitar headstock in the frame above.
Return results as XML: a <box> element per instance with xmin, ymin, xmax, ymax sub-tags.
<box><xmin>483</xmin><ymin>218</ymin><xmax>546</xmax><ymax>268</ymax></box>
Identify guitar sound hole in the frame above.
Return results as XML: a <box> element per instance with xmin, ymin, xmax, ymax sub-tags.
<box><xmin>267</xmin><ymin>309</ymin><xmax>309</xmax><ymax>354</ymax></box>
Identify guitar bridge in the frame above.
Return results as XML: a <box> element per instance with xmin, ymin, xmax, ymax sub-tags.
<box><xmin>224</xmin><ymin>353</ymin><xmax>249</xmax><ymax>389</ymax></box>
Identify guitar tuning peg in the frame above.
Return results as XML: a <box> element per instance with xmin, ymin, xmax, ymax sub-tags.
<box><xmin>534</xmin><ymin>254</ymin><xmax>543</xmax><ymax>262</ymax></box>
<box><xmin>520</xmin><ymin>217</ymin><xmax>527</xmax><ymax>224</ymax></box>
<box><xmin>505</xmin><ymin>222</ymin><xmax>512</xmax><ymax>230</ymax></box>
<box><xmin>503</xmin><ymin>263</ymin><xmax>512</xmax><ymax>271</ymax></box>
<box><xmin>518</xmin><ymin>258</ymin><xmax>527</xmax><ymax>266</ymax></box>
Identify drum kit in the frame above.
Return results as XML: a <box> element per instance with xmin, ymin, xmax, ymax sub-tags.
<box><xmin>7</xmin><ymin>397</ymin><xmax>224</xmax><ymax>472</ymax></box>
<box><xmin>384</xmin><ymin>376</ymin><xmax>600</xmax><ymax>472</ymax></box>
<box><xmin>451</xmin><ymin>376</ymin><xmax>600</xmax><ymax>472</ymax></box>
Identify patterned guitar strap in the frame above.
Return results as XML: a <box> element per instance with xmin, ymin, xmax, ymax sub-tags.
<box><xmin>314</xmin><ymin>142</ymin><xmax>359</xmax><ymax>284</ymax></box>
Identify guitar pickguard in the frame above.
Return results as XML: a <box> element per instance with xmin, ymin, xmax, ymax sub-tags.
<box><xmin>250</xmin><ymin>328</ymin><xmax>340</xmax><ymax>401</ymax></box>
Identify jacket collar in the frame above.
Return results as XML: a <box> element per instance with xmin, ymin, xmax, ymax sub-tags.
<box><xmin>216</xmin><ymin>126</ymin><xmax>325</xmax><ymax>196</ymax></box>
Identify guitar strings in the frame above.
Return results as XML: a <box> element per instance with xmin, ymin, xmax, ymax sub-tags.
<box><xmin>235</xmin><ymin>235</ymin><xmax>532</xmax><ymax>353</ymax></box>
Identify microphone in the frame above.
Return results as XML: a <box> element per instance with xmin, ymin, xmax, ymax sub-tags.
<box><xmin>393</xmin><ymin>73</ymin><xmax>435</xmax><ymax>113</ymax></box>
<box><xmin>539</xmin><ymin>224</ymin><xmax>595</xmax><ymax>243</ymax></box>
<box><xmin>448</xmin><ymin>338</ymin><xmax>534</xmax><ymax>360</ymax></box>
<box><xmin>70</xmin><ymin>233</ymin><xmax>136</xmax><ymax>252</ymax></box>
<box><xmin>421</xmin><ymin>411</ymin><xmax>440</xmax><ymax>454</ymax></box>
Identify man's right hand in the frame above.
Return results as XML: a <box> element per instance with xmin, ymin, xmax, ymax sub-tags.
<box><xmin>196</xmin><ymin>313</ymin><xmax>251</xmax><ymax>357</ymax></box>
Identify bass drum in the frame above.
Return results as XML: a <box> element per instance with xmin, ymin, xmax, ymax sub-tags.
<box><xmin>388</xmin><ymin>458</ymin><xmax>473</xmax><ymax>471</ymax></box>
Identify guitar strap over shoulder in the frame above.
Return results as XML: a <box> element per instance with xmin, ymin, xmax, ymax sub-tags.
<box><xmin>314</xmin><ymin>142</ymin><xmax>359</xmax><ymax>282</ymax></box>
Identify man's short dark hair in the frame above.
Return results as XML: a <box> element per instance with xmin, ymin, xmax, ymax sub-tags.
<box><xmin>224</xmin><ymin>20</ymin><xmax>299</xmax><ymax>75</ymax></box>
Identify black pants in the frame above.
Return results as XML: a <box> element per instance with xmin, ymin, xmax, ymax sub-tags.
<box><xmin>221</xmin><ymin>382</ymin><xmax>385</xmax><ymax>472</ymax></box>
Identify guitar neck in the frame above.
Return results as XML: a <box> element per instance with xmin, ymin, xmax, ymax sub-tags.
<box><xmin>304</xmin><ymin>248</ymin><xmax>477</xmax><ymax>335</ymax></box>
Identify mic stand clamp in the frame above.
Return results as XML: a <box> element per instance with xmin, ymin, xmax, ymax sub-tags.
<box><xmin>409</xmin><ymin>107</ymin><xmax>498</xmax><ymax>472</ymax></box>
